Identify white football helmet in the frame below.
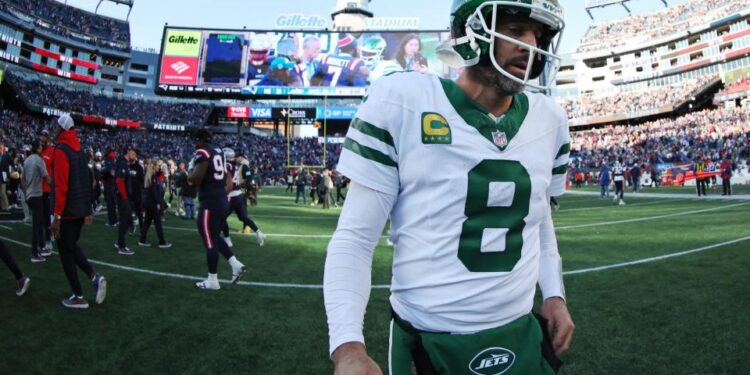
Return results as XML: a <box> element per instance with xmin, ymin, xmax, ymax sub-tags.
<box><xmin>438</xmin><ymin>0</ymin><xmax>565</xmax><ymax>91</ymax></box>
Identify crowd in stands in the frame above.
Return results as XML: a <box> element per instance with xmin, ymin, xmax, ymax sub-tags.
<box><xmin>6</xmin><ymin>72</ymin><xmax>211</xmax><ymax>127</ymax></box>
<box><xmin>0</xmin><ymin>0</ymin><xmax>130</xmax><ymax>50</ymax></box>
<box><xmin>571</xmin><ymin>106</ymin><xmax>750</xmax><ymax>171</ymax></box>
<box><xmin>578</xmin><ymin>0</ymin><xmax>746</xmax><ymax>53</ymax></box>
<box><xmin>0</xmin><ymin>108</ymin><xmax>342</xmax><ymax>184</ymax></box>
<box><xmin>718</xmin><ymin>75</ymin><xmax>750</xmax><ymax>96</ymax></box>
<box><xmin>559</xmin><ymin>75</ymin><xmax>715</xmax><ymax>120</ymax></box>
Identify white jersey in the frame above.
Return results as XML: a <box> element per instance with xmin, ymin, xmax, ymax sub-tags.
<box><xmin>336</xmin><ymin>72</ymin><xmax>570</xmax><ymax>333</ymax></box>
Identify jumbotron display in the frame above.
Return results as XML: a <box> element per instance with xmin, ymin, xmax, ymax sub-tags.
<box><xmin>156</xmin><ymin>27</ymin><xmax>453</xmax><ymax>97</ymax></box>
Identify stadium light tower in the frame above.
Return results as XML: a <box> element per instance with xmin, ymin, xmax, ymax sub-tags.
<box><xmin>331</xmin><ymin>0</ymin><xmax>374</xmax><ymax>31</ymax></box>
<box><xmin>95</xmin><ymin>0</ymin><xmax>134</xmax><ymax>20</ymax></box>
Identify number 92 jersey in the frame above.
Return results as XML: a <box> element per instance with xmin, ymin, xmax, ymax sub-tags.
<box><xmin>194</xmin><ymin>147</ymin><xmax>228</xmax><ymax>206</ymax></box>
<box><xmin>336</xmin><ymin>72</ymin><xmax>570</xmax><ymax>333</ymax></box>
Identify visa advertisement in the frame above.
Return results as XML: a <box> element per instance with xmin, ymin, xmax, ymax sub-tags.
<box><xmin>157</xmin><ymin>27</ymin><xmax>455</xmax><ymax>98</ymax></box>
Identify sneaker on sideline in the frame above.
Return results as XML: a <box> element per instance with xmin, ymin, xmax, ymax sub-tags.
<box><xmin>195</xmin><ymin>279</ymin><xmax>220</xmax><ymax>290</ymax></box>
<box><xmin>158</xmin><ymin>242</ymin><xmax>173</xmax><ymax>249</ymax></box>
<box><xmin>115</xmin><ymin>245</ymin><xmax>135</xmax><ymax>256</ymax></box>
<box><xmin>92</xmin><ymin>273</ymin><xmax>107</xmax><ymax>304</ymax></box>
<box><xmin>62</xmin><ymin>295</ymin><xmax>89</xmax><ymax>309</ymax></box>
<box><xmin>256</xmin><ymin>230</ymin><xmax>266</xmax><ymax>247</ymax></box>
<box><xmin>30</xmin><ymin>254</ymin><xmax>46</xmax><ymax>263</ymax></box>
<box><xmin>16</xmin><ymin>276</ymin><xmax>30</xmax><ymax>296</ymax></box>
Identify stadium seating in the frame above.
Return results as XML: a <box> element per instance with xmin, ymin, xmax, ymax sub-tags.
<box><xmin>6</xmin><ymin>71</ymin><xmax>211</xmax><ymax>127</ymax></box>
<box><xmin>0</xmin><ymin>0</ymin><xmax>130</xmax><ymax>50</ymax></box>
<box><xmin>570</xmin><ymin>106</ymin><xmax>750</xmax><ymax>169</ymax></box>
<box><xmin>558</xmin><ymin>75</ymin><xmax>715</xmax><ymax>120</ymax></box>
<box><xmin>577</xmin><ymin>0</ymin><xmax>746</xmax><ymax>53</ymax></box>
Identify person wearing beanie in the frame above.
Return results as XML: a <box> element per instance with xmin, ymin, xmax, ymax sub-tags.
<box><xmin>50</xmin><ymin>114</ymin><xmax>107</xmax><ymax>309</ymax></box>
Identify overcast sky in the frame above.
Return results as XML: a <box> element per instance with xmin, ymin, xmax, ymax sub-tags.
<box><xmin>59</xmin><ymin>0</ymin><xmax>689</xmax><ymax>52</ymax></box>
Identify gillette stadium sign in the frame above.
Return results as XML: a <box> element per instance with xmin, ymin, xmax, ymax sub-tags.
<box><xmin>275</xmin><ymin>14</ymin><xmax>327</xmax><ymax>29</ymax></box>
<box><xmin>274</xmin><ymin>14</ymin><xmax>420</xmax><ymax>30</ymax></box>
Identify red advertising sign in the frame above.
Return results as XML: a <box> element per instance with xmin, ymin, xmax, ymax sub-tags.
<box><xmin>159</xmin><ymin>56</ymin><xmax>198</xmax><ymax>85</ymax></box>
<box><xmin>31</xmin><ymin>63</ymin><xmax>97</xmax><ymax>83</ymax></box>
<box><xmin>226</xmin><ymin>106</ymin><xmax>249</xmax><ymax>118</ymax></box>
<box><xmin>33</xmin><ymin>47</ymin><xmax>100</xmax><ymax>69</ymax></box>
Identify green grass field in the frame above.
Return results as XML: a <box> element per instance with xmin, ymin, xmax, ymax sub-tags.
<box><xmin>0</xmin><ymin>185</ymin><xmax>749</xmax><ymax>374</ymax></box>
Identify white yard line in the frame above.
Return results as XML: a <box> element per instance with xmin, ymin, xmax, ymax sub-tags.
<box><xmin>556</xmin><ymin>202</ymin><xmax>748</xmax><ymax>230</ymax></box>
<box><xmin>1</xmin><ymin>233</ymin><xmax>748</xmax><ymax>289</ymax></box>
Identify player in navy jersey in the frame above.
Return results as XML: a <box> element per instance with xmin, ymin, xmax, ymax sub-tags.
<box><xmin>613</xmin><ymin>158</ymin><xmax>626</xmax><ymax>205</ymax></box>
<box><xmin>219</xmin><ymin>148</ymin><xmax>265</xmax><ymax>247</ymax></box>
<box><xmin>187</xmin><ymin>130</ymin><xmax>246</xmax><ymax>290</ymax></box>
<box><xmin>312</xmin><ymin>54</ymin><xmax>370</xmax><ymax>87</ymax></box>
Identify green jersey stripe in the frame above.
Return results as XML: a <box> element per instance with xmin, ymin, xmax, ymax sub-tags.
<box><xmin>351</xmin><ymin>118</ymin><xmax>396</xmax><ymax>149</ymax></box>
<box><xmin>552</xmin><ymin>164</ymin><xmax>568</xmax><ymax>175</ymax></box>
<box><xmin>344</xmin><ymin>138</ymin><xmax>398</xmax><ymax>168</ymax></box>
<box><xmin>555</xmin><ymin>143</ymin><xmax>570</xmax><ymax>159</ymax></box>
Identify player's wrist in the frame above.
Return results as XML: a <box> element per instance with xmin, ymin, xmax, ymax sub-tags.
<box><xmin>332</xmin><ymin>341</ymin><xmax>367</xmax><ymax>362</ymax></box>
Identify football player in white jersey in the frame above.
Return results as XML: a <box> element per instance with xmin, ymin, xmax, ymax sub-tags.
<box><xmin>324</xmin><ymin>1</ymin><xmax>574</xmax><ymax>374</ymax></box>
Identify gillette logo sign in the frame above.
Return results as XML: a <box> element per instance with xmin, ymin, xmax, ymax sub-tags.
<box><xmin>275</xmin><ymin>14</ymin><xmax>327</xmax><ymax>29</ymax></box>
<box><xmin>170</xmin><ymin>61</ymin><xmax>190</xmax><ymax>74</ymax></box>
<box><xmin>168</xmin><ymin>35</ymin><xmax>199</xmax><ymax>45</ymax></box>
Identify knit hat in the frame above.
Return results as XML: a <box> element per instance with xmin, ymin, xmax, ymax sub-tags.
<box><xmin>57</xmin><ymin>114</ymin><xmax>75</xmax><ymax>130</ymax></box>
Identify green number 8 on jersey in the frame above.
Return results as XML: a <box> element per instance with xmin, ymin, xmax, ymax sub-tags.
<box><xmin>458</xmin><ymin>160</ymin><xmax>531</xmax><ymax>273</ymax></box>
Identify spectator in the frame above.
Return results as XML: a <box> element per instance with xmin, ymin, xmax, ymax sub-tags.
<box><xmin>138</xmin><ymin>159</ymin><xmax>171</xmax><ymax>248</ymax></box>
<box><xmin>114</xmin><ymin>145</ymin><xmax>136</xmax><ymax>255</ymax></box>
<box><xmin>599</xmin><ymin>161</ymin><xmax>610</xmax><ymax>198</ymax></box>
<box><xmin>21</xmin><ymin>139</ymin><xmax>51</xmax><ymax>262</ymax></box>
<box><xmin>49</xmin><ymin>114</ymin><xmax>107</xmax><ymax>309</ymax></box>
<box><xmin>0</xmin><ymin>142</ymin><xmax>9</xmax><ymax>211</ymax></box>
<box><xmin>721</xmin><ymin>157</ymin><xmax>733</xmax><ymax>196</ymax></box>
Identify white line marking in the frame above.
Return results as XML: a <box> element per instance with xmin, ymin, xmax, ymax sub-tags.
<box><xmin>247</xmin><ymin>214</ymin><xmax>339</xmax><ymax>220</ymax></box>
<box><xmin>160</xmin><ymin>224</ymin><xmax>388</xmax><ymax>239</ymax></box>
<box><xmin>0</xmin><ymin>225</ymin><xmax>12</xmax><ymax>230</ymax></box>
<box><xmin>1</xmin><ymin>233</ymin><xmax>748</xmax><ymax>289</ymax></box>
<box><xmin>559</xmin><ymin>199</ymin><xmax>686</xmax><ymax>212</ymax></box>
<box><xmin>557</xmin><ymin>202</ymin><xmax>748</xmax><ymax>230</ymax></box>
<box><xmin>564</xmin><ymin>236</ymin><xmax>750</xmax><ymax>275</ymax></box>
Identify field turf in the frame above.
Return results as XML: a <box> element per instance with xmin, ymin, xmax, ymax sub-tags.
<box><xmin>0</xmin><ymin>185</ymin><xmax>748</xmax><ymax>374</ymax></box>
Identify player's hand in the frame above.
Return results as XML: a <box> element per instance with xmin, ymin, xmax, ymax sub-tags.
<box><xmin>84</xmin><ymin>215</ymin><xmax>94</xmax><ymax>225</ymax></box>
<box><xmin>332</xmin><ymin>342</ymin><xmax>382</xmax><ymax>375</ymax></box>
<box><xmin>541</xmin><ymin>297</ymin><xmax>575</xmax><ymax>356</ymax></box>
<box><xmin>157</xmin><ymin>204</ymin><xmax>161</xmax><ymax>211</ymax></box>
<box><xmin>50</xmin><ymin>218</ymin><xmax>60</xmax><ymax>239</ymax></box>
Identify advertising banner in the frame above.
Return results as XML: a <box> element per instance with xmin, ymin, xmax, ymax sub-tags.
<box><xmin>164</xmin><ymin>29</ymin><xmax>203</xmax><ymax>57</ymax></box>
<box><xmin>159</xmin><ymin>56</ymin><xmax>199</xmax><ymax>85</ymax></box>
<box><xmin>273</xmin><ymin>107</ymin><xmax>316</xmax><ymax>119</ymax></box>
<box><xmin>227</xmin><ymin>106</ymin><xmax>250</xmax><ymax>118</ymax></box>
<box><xmin>316</xmin><ymin>106</ymin><xmax>358</xmax><ymax>120</ymax></box>
<box><xmin>250</xmin><ymin>107</ymin><xmax>273</xmax><ymax>119</ymax></box>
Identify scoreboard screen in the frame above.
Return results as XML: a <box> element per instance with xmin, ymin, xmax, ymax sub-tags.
<box><xmin>156</xmin><ymin>27</ymin><xmax>455</xmax><ymax>98</ymax></box>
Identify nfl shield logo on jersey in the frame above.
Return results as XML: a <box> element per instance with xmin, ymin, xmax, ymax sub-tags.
<box><xmin>492</xmin><ymin>131</ymin><xmax>508</xmax><ymax>148</ymax></box>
